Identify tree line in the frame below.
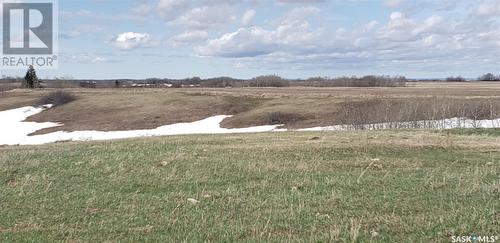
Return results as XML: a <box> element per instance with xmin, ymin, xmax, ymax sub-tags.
<box><xmin>446</xmin><ymin>73</ymin><xmax>500</xmax><ymax>82</ymax></box>
<box><xmin>2</xmin><ymin>72</ymin><xmax>500</xmax><ymax>90</ymax></box>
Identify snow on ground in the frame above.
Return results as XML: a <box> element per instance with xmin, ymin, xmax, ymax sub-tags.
<box><xmin>0</xmin><ymin>106</ymin><xmax>282</xmax><ymax>146</ymax></box>
<box><xmin>1</xmin><ymin>105</ymin><xmax>500</xmax><ymax>146</ymax></box>
<box><xmin>0</xmin><ymin>105</ymin><xmax>62</xmax><ymax>145</ymax></box>
<box><xmin>298</xmin><ymin>117</ymin><xmax>500</xmax><ymax>131</ymax></box>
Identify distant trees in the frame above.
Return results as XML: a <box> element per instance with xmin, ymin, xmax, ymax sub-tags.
<box><xmin>201</xmin><ymin>77</ymin><xmax>241</xmax><ymax>87</ymax></box>
<box><xmin>445</xmin><ymin>76</ymin><xmax>466</xmax><ymax>82</ymax></box>
<box><xmin>298</xmin><ymin>75</ymin><xmax>407</xmax><ymax>87</ymax></box>
<box><xmin>478</xmin><ymin>73</ymin><xmax>500</xmax><ymax>81</ymax></box>
<box><xmin>249</xmin><ymin>75</ymin><xmax>289</xmax><ymax>87</ymax></box>
<box><xmin>357</xmin><ymin>75</ymin><xmax>407</xmax><ymax>87</ymax></box>
<box><xmin>244</xmin><ymin>75</ymin><xmax>407</xmax><ymax>88</ymax></box>
<box><xmin>4</xmin><ymin>74</ymin><xmax>411</xmax><ymax>89</ymax></box>
<box><xmin>445</xmin><ymin>73</ymin><xmax>500</xmax><ymax>82</ymax></box>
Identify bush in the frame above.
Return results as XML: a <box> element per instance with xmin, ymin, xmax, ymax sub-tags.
<box><xmin>249</xmin><ymin>75</ymin><xmax>289</xmax><ymax>87</ymax></box>
<box><xmin>35</xmin><ymin>90</ymin><xmax>76</xmax><ymax>107</ymax></box>
<box><xmin>266</xmin><ymin>112</ymin><xmax>306</xmax><ymax>124</ymax></box>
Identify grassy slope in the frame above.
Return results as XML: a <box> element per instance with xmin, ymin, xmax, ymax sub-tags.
<box><xmin>27</xmin><ymin>90</ymin><xmax>265</xmax><ymax>134</ymax></box>
<box><xmin>0</xmin><ymin>131</ymin><xmax>499</xmax><ymax>242</ymax></box>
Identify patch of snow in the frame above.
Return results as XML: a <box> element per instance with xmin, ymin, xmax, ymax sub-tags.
<box><xmin>0</xmin><ymin>106</ymin><xmax>282</xmax><ymax>146</ymax></box>
<box><xmin>23</xmin><ymin>115</ymin><xmax>281</xmax><ymax>145</ymax></box>
<box><xmin>2</xmin><ymin>105</ymin><xmax>500</xmax><ymax>146</ymax></box>
<box><xmin>298</xmin><ymin>117</ymin><xmax>500</xmax><ymax>131</ymax></box>
<box><xmin>0</xmin><ymin>105</ymin><xmax>61</xmax><ymax>146</ymax></box>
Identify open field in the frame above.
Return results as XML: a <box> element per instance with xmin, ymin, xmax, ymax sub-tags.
<box><xmin>0</xmin><ymin>130</ymin><xmax>499</xmax><ymax>241</ymax></box>
<box><xmin>1</xmin><ymin>83</ymin><xmax>499</xmax><ymax>241</ymax></box>
<box><xmin>3</xmin><ymin>0</ymin><xmax>500</xmax><ymax>241</ymax></box>
<box><xmin>1</xmin><ymin>82</ymin><xmax>500</xmax><ymax>135</ymax></box>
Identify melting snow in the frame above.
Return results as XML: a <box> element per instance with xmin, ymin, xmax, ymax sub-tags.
<box><xmin>1</xmin><ymin>105</ymin><xmax>500</xmax><ymax>146</ymax></box>
<box><xmin>298</xmin><ymin>117</ymin><xmax>500</xmax><ymax>131</ymax></box>
<box><xmin>0</xmin><ymin>106</ymin><xmax>281</xmax><ymax>145</ymax></box>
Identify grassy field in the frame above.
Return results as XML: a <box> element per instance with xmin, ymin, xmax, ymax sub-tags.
<box><xmin>0</xmin><ymin>130</ymin><xmax>498</xmax><ymax>242</ymax></box>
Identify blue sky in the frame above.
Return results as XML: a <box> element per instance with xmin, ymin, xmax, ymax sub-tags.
<box><xmin>2</xmin><ymin>0</ymin><xmax>500</xmax><ymax>79</ymax></box>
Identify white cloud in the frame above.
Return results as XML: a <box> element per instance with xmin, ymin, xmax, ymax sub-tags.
<box><xmin>196</xmin><ymin>7</ymin><xmax>322</xmax><ymax>57</ymax></box>
<box><xmin>276</xmin><ymin>7</ymin><xmax>321</xmax><ymax>45</ymax></box>
<box><xmin>475</xmin><ymin>1</ymin><xmax>500</xmax><ymax>16</ymax></box>
<box><xmin>169</xmin><ymin>30</ymin><xmax>208</xmax><ymax>45</ymax></box>
<box><xmin>151</xmin><ymin>0</ymin><xmax>239</xmax><ymax>30</ymax></box>
<box><xmin>99</xmin><ymin>0</ymin><xmax>500</xmax><ymax>75</ymax></box>
<box><xmin>194</xmin><ymin>3</ymin><xmax>500</xmax><ymax>73</ymax></box>
<box><xmin>376</xmin><ymin>12</ymin><xmax>446</xmax><ymax>42</ymax></box>
<box><xmin>175</xmin><ymin>5</ymin><xmax>237</xmax><ymax>30</ymax></box>
<box><xmin>284</xmin><ymin>6</ymin><xmax>320</xmax><ymax>20</ymax></box>
<box><xmin>195</xmin><ymin>27</ymin><xmax>276</xmax><ymax>57</ymax></box>
<box><xmin>157</xmin><ymin>0</ymin><xmax>190</xmax><ymax>21</ymax></box>
<box><xmin>110</xmin><ymin>32</ymin><xmax>154</xmax><ymax>50</ymax></box>
<box><xmin>242</xmin><ymin>9</ymin><xmax>256</xmax><ymax>26</ymax></box>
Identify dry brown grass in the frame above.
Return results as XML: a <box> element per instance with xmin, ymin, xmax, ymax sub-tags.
<box><xmin>0</xmin><ymin>83</ymin><xmax>21</xmax><ymax>92</ymax></box>
<box><xmin>25</xmin><ymin>89</ymin><xmax>265</xmax><ymax>134</ymax></box>
<box><xmin>0</xmin><ymin>89</ymin><xmax>48</xmax><ymax>110</ymax></box>
<box><xmin>184</xmin><ymin>81</ymin><xmax>500</xmax><ymax>99</ymax></box>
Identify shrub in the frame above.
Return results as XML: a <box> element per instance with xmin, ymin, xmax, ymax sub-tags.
<box><xmin>266</xmin><ymin>112</ymin><xmax>306</xmax><ymax>124</ymax></box>
<box><xmin>35</xmin><ymin>90</ymin><xmax>76</xmax><ymax>107</ymax></box>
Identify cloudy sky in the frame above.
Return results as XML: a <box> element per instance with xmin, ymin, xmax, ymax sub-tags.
<box><xmin>3</xmin><ymin>0</ymin><xmax>500</xmax><ymax>79</ymax></box>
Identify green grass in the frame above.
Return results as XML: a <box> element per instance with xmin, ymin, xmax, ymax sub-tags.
<box><xmin>0</xmin><ymin>131</ymin><xmax>499</xmax><ymax>242</ymax></box>
<box><xmin>443</xmin><ymin>128</ymin><xmax>500</xmax><ymax>137</ymax></box>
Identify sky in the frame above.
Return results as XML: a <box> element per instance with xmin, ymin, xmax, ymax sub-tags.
<box><xmin>1</xmin><ymin>0</ymin><xmax>500</xmax><ymax>79</ymax></box>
